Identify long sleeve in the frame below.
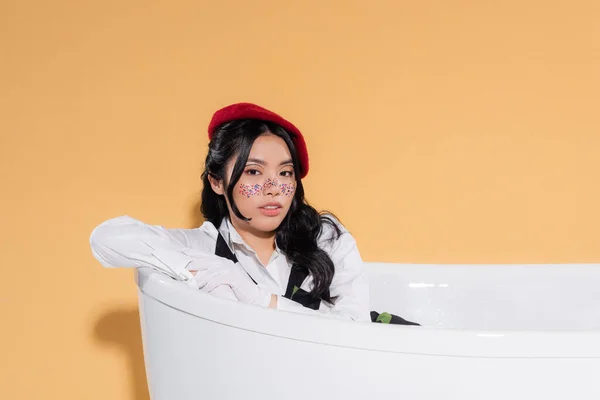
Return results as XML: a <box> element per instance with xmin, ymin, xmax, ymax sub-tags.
<box><xmin>89</xmin><ymin>215</ymin><xmax>215</xmax><ymax>282</ymax></box>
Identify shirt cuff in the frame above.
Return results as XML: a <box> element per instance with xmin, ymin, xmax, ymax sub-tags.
<box><xmin>150</xmin><ymin>248</ymin><xmax>196</xmax><ymax>282</ymax></box>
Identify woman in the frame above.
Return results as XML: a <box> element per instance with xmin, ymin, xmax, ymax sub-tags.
<box><xmin>90</xmin><ymin>102</ymin><xmax>371</xmax><ymax>322</ymax></box>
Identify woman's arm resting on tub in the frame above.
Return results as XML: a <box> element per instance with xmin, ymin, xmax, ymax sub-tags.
<box><xmin>89</xmin><ymin>215</ymin><xmax>215</xmax><ymax>278</ymax></box>
<box><xmin>90</xmin><ymin>216</ymin><xmax>238</xmax><ymax>300</ymax></box>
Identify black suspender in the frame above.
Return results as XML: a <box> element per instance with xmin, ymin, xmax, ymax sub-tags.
<box><xmin>283</xmin><ymin>264</ymin><xmax>321</xmax><ymax>310</ymax></box>
<box><xmin>215</xmin><ymin>232</ymin><xmax>257</xmax><ymax>285</ymax></box>
<box><xmin>215</xmin><ymin>233</ymin><xmax>238</xmax><ymax>264</ymax></box>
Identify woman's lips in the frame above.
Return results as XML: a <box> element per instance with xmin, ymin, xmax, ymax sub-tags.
<box><xmin>259</xmin><ymin>202</ymin><xmax>282</xmax><ymax>217</ymax></box>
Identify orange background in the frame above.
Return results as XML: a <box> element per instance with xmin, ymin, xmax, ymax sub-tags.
<box><xmin>1</xmin><ymin>1</ymin><xmax>599</xmax><ymax>399</ymax></box>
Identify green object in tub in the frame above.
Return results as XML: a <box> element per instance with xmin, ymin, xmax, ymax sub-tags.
<box><xmin>375</xmin><ymin>312</ymin><xmax>393</xmax><ymax>324</ymax></box>
<box><xmin>370</xmin><ymin>311</ymin><xmax>420</xmax><ymax>326</ymax></box>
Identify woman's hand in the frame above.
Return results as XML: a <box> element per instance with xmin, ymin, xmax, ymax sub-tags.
<box><xmin>189</xmin><ymin>256</ymin><xmax>273</xmax><ymax>307</ymax></box>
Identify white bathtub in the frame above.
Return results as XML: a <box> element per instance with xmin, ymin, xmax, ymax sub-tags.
<box><xmin>135</xmin><ymin>262</ymin><xmax>600</xmax><ymax>399</ymax></box>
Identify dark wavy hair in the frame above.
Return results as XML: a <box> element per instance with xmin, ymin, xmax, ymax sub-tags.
<box><xmin>201</xmin><ymin>119</ymin><xmax>341</xmax><ymax>304</ymax></box>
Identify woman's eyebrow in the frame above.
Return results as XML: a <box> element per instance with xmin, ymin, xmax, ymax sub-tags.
<box><xmin>246</xmin><ymin>158</ymin><xmax>266</xmax><ymax>166</ymax></box>
<box><xmin>247</xmin><ymin>158</ymin><xmax>294</xmax><ymax>166</ymax></box>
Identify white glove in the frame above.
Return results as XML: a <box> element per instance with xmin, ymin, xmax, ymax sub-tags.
<box><xmin>206</xmin><ymin>284</ymin><xmax>238</xmax><ymax>301</ymax></box>
<box><xmin>182</xmin><ymin>253</ymin><xmax>238</xmax><ymax>301</ymax></box>
<box><xmin>189</xmin><ymin>257</ymin><xmax>272</xmax><ymax>307</ymax></box>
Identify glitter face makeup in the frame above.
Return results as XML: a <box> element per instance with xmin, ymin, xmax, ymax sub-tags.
<box><xmin>238</xmin><ymin>179</ymin><xmax>296</xmax><ymax>198</ymax></box>
<box><xmin>280</xmin><ymin>183</ymin><xmax>295</xmax><ymax>196</ymax></box>
<box><xmin>239</xmin><ymin>183</ymin><xmax>262</xmax><ymax>198</ymax></box>
<box><xmin>263</xmin><ymin>178</ymin><xmax>279</xmax><ymax>190</ymax></box>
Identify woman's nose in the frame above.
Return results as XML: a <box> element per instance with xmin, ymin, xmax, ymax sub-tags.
<box><xmin>262</xmin><ymin>178</ymin><xmax>281</xmax><ymax>196</ymax></box>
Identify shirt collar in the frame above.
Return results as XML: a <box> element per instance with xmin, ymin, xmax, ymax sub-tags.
<box><xmin>218</xmin><ymin>217</ymin><xmax>283</xmax><ymax>256</ymax></box>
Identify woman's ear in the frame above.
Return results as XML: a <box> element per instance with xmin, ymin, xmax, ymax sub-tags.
<box><xmin>208</xmin><ymin>174</ymin><xmax>225</xmax><ymax>195</ymax></box>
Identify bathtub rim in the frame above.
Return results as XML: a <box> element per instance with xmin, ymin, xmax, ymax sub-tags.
<box><xmin>135</xmin><ymin>264</ymin><xmax>600</xmax><ymax>359</ymax></box>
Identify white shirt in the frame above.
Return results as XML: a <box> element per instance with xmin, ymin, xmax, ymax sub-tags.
<box><xmin>90</xmin><ymin>215</ymin><xmax>371</xmax><ymax>322</ymax></box>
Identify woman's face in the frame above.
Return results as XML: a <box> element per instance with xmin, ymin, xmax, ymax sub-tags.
<box><xmin>215</xmin><ymin>133</ymin><xmax>297</xmax><ymax>234</ymax></box>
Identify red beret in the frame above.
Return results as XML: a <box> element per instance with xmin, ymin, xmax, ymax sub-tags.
<box><xmin>208</xmin><ymin>102</ymin><xmax>309</xmax><ymax>179</ymax></box>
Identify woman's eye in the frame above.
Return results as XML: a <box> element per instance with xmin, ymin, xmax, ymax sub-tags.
<box><xmin>280</xmin><ymin>171</ymin><xmax>294</xmax><ymax>177</ymax></box>
<box><xmin>245</xmin><ymin>169</ymin><xmax>261</xmax><ymax>176</ymax></box>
